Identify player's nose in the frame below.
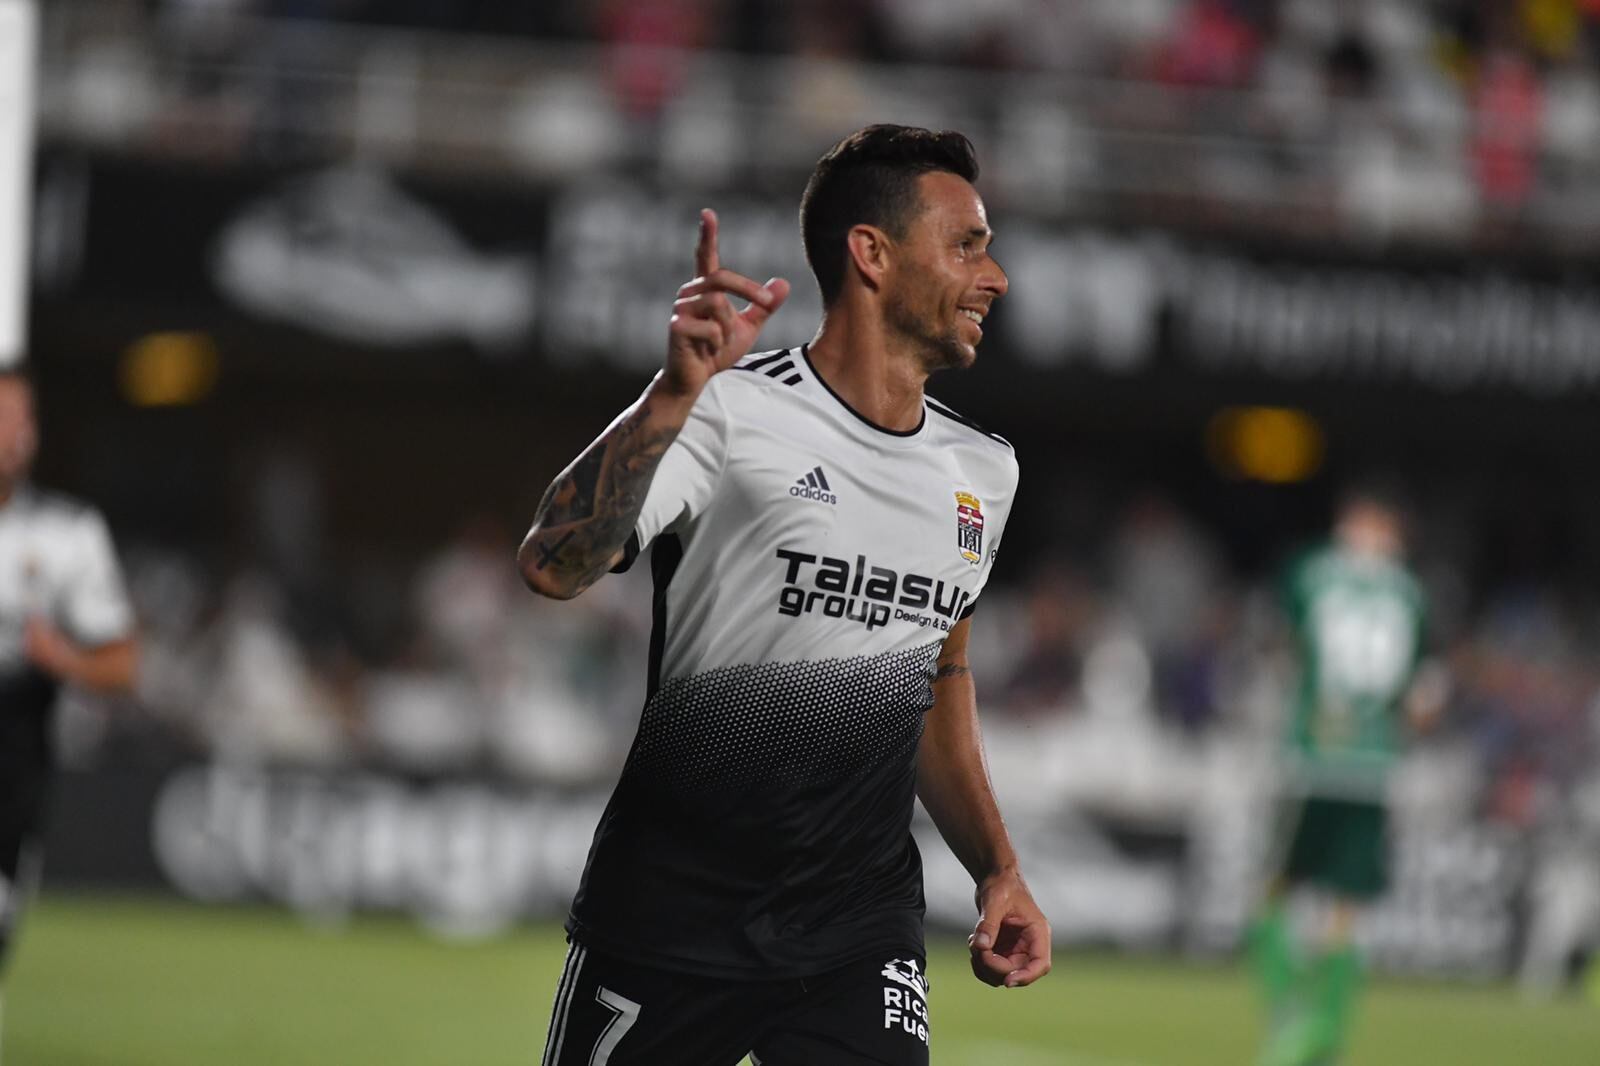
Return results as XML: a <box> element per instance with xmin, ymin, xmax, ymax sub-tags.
<box><xmin>979</xmin><ymin>258</ymin><xmax>1008</xmax><ymax>299</ymax></box>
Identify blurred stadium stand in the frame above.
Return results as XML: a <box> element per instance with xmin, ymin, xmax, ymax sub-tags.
<box><xmin>22</xmin><ymin>0</ymin><xmax>1600</xmax><ymax>984</ymax></box>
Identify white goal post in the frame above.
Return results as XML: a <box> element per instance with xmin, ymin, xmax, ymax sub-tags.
<box><xmin>0</xmin><ymin>0</ymin><xmax>38</xmax><ymax>369</ymax></box>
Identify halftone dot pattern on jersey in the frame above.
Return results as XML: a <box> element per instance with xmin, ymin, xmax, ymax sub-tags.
<box><xmin>627</xmin><ymin>640</ymin><xmax>943</xmax><ymax>794</ymax></box>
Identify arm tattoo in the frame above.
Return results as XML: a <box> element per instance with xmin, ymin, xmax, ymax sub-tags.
<box><xmin>934</xmin><ymin>662</ymin><xmax>972</xmax><ymax>682</ymax></box>
<box><xmin>522</xmin><ymin>399</ymin><xmax>679</xmax><ymax>595</ymax></box>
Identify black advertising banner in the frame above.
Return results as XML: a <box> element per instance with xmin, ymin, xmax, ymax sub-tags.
<box><xmin>45</xmin><ymin>760</ymin><xmax>1526</xmax><ymax>978</ymax></box>
<box><xmin>33</xmin><ymin>154</ymin><xmax>1600</xmax><ymax>398</ymax></box>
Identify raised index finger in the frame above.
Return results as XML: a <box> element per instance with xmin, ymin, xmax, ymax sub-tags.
<box><xmin>695</xmin><ymin>208</ymin><xmax>720</xmax><ymax>278</ymax></box>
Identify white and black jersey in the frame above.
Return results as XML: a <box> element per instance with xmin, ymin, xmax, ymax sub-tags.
<box><xmin>0</xmin><ymin>486</ymin><xmax>134</xmax><ymax>827</ymax></box>
<box><xmin>568</xmin><ymin>345</ymin><xmax>1019</xmax><ymax>979</ymax></box>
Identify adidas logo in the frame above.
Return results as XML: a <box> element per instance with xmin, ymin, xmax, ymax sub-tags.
<box><xmin>789</xmin><ymin>465</ymin><xmax>837</xmax><ymax>505</ymax></box>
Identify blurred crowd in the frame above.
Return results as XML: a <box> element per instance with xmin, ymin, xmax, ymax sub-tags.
<box><xmin>972</xmin><ymin>490</ymin><xmax>1600</xmax><ymax>836</ymax></box>
<box><xmin>44</xmin><ymin>0</ymin><xmax>1590</xmax><ymax>242</ymax></box>
<box><xmin>69</xmin><ymin>482</ymin><xmax>1600</xmax><ymax>850</ymax></box>
<box><xmin>105</xmin><ymin>515</ymin><xmax>653</xmax><ymax>786</ymax></box>
<box><xmin>167</xmin><ymin>0</ymin><xmax>1600</xmax><ymax>89</ymax></box>
<box><xmin>537</xmin><ymin>0</ymin><xmax>1600</xmax><ymax>230</ymax></box>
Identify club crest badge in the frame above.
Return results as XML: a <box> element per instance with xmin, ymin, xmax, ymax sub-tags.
<box><xmin>881</xmin><ymin>957</ymin><xmax>930</xmax><ymax>1000</ymax></box>
<box><xmin>955</xmin><ymin>491</ymin><xmax>984</xmax><ymax>565</ymax></box>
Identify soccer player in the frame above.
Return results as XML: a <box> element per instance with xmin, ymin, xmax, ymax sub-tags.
<box><xmin>518</xmin><ymin>125</ymin><xmax>1050</xmax><ymax>1064</ymax></box>
<box><xmin>1249</xmin><ymin>485</ymin><xmax>1439</xmax><ymax>1066</ymax></box>
<box><xmin>0</xmin><ymin>367</ymin><xmax>139</xmax><ymax>1042</ymax></box>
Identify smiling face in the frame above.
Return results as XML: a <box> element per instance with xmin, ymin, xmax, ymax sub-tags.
<box><xmin>881</xmin><ymin>170</ymin><xmax>1008</xmax><ymax>373</ymax></box>
<box><xmin>0</xmin><ymin>374</ymin><xmax>37</xmax><ymax>494</ymax></box>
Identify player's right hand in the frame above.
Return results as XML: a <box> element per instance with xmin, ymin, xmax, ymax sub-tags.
<box><xmin>969</xmin><ymin>870</ymin><xmax>1052</xmax><ymax>989</ymax></box>
<box><xmin>23</xmin><ymin>617</ymin><xmax>76</xmax><ymax>680</ymax></box>
<box><xmin>662</xmin><ymin>209</ymin><xmax>790</xmax><ymax>398</ymax></box>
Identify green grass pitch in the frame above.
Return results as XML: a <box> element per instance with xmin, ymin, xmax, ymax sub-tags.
<box><xmin>5</xmin><ymin>895</ymin><xmax>1596</xmax><ymax>1065</ymax></box>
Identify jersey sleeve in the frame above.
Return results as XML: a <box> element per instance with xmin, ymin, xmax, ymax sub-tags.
<box><xmin>958</xmin><ymin>452</ymin><xmax>1020</xmax><ymax>620</ymax></box>
<box><xmin>612</xmin><ymin>375</ymin><xmax>732</xmax><ymax>574</ymax></box>
<box><xmin>58</xmin><ymin>509</ymin><xmax>135</xmax><ymax>647</ymax></box>
<box><xmin>1408</xmin><ymin>573</ymin><xmax>1429</xmax><ymax>675</ymax></box>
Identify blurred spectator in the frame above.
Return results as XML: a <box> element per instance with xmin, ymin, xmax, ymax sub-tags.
<box><xmin>1160</xmin><ymin>596</ymin><xmax>1240</xmax><ymax>735</ymax></box>
<box><xmin>362</xmin><ymin>662</ymin><xmax>485</xmax><ymax>773</ymax></box>
<box><xmin>597</xmin><ymin>0</ymin><xmax>710</xmax><ymax>121</ymax></box>
<box><xmin>1108</xmin><ymin>493</ymin><xmax>1221</xmax><ymax>660</ymax></box>
<box><xmin>123</xmin><ymin>548</ymin><xmax>213</xmax><ymax>746</ymax></box>
<box><xmin>872</xmin><ymin>0</ymin><xmax>1024</xmax><ymax>67</ymax></box>
<box><xmin>1520</xmin><ymin>0</ymin><xmax>1588</xmax><ymax>61</ymax></box>
<box><xmin>1470</xmin><ymin>42</ymin><xmax>1544</xmax><ymax>212</ymax></box>
<box><xmin>204</xmin><ymin>573</ymin><xmax>349</xmax><ymax>765</ymax></box>
<box><xmin>488</xmin><ymin>570</ymin><xmax>648</xmax><ymax>783</ymax></box>
<box><xmin>1517</xmin><ymin>827</ymin><xmax>1600</xmax><ymax>998</ymax></box>
<box><xmin>413</xmin><ymin>514</ymin><xmax>518</xmax><ymax>682</ymax></box>
<box><xmin>1000</xmin><ymin>563</ymin><xmax>1094</xmax><ymax>715</ymax></box>
<box><xmin>1152</xmin><ymin>0</ymin><xmax>1264</xmax><ymax>87</ymax></box>
<box><xmin>1324</xmin><ymin>27</ymin><xmax>1379</xmax><ymax>99</ymax></box>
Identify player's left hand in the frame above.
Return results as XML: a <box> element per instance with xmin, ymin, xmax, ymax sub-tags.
<box><xmin>24</xmin><ymin>617</ymin><xmax>77</xmax><ymax>679</ymax></box>
<box><xmin>969</xmin><ymin>869</ymin><xmax>1051</xmax><ymax>988</ymax></box>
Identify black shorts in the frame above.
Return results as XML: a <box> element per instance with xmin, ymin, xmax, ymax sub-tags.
<box><xmin>539</xmin><ymin>940</ymin><xmax>931</xmax><ymax>1066</ymax></box>
<box><xmin>1282</xmin><ymin>796</ymin><xmax>1389</xmax><ymax>901</ymax></box>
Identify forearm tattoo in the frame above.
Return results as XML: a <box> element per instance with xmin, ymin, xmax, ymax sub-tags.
<box><xmin>934</xmin><ymin>661</ymin><xmax>972</xmax><ymax>682</ymax></box>
<box><xmin>524</xmin><ymin>399</ymin><xmax>679</xmax><ymax>595</ymax></box>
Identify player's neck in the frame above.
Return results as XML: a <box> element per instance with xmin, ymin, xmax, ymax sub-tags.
<box><xmin>807</xmin><ymin>309</ymin><xmax>927</xmax><ymax>433</ymax></box>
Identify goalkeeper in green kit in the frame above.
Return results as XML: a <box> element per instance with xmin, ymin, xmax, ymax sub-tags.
<box><xmin>1249</xmin><ymin>485</ymin><xmax>1444</xmax><ymax>1066</ymax></box>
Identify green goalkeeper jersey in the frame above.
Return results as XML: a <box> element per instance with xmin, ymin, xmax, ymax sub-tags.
<box><xmin>1282</xmin><ymin>544</ymin><xmax>1426</xmax><ymax>799</ymax></box>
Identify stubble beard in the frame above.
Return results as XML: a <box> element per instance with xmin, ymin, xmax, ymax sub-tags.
<box><xmin>885</xmin><ymin>290</ymin><xmax>974</xmax><ymax>374</ymax></box>
<box><xmin>0</xmin><ymin>445</ymin><xmax>31</xmax><ymax>493</ymax></box>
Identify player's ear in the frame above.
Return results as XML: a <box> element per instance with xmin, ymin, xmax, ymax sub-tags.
<box><xmin>844</xmin><ymin>224</ymin><xmax>892</xmax><ymax>293</ymax></box>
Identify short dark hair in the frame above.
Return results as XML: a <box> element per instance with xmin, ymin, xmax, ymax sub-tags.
<box><xmin>1340</xmin><ymin>474</ymin><xmax>1407</xmax><ymax>518</ymax></box>
<box><xmin>800</xmin><ymin>125</ymin><xmax>980</xmax><ymax>305</ymax></box>
<box><xmin>1336</xmin><ymin>474</ymin><xmax>1412</xmax><ymax>543</ymax></box>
